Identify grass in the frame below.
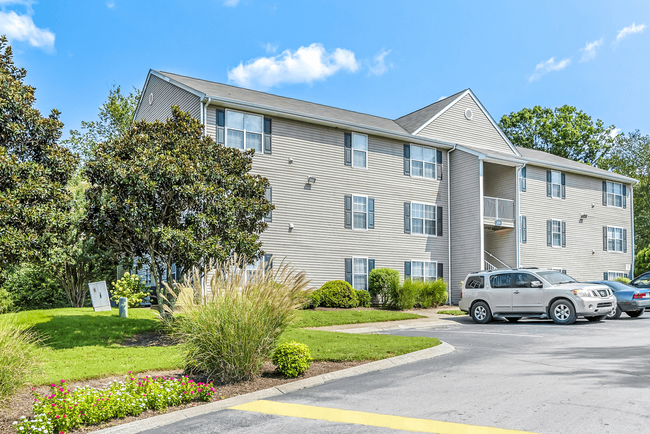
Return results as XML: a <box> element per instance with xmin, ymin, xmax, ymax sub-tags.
<box><xmin>294</xmin><ymin>310</ymin><xmax>423</xmax><ymax>328</ymax></box>
<box><xmin>437</xmin><ymin>309</ymin><xmax>467</xmax><ymax>316</ymax></box>
<box><xmin>5</xmin><ymin>307</ymin><xmax>438</xmax><ymax>385</ymax></box>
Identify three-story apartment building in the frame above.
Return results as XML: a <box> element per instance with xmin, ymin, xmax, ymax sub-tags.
<box><xmin>133</xmin><ymin>70</ymin><xmax>636</xmax><ymax>303</ymax></box>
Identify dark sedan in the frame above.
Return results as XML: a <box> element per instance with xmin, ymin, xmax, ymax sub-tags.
<box><xmin>586</xmin><ymin>280</ymin><xmax>650</xmax><ymax>319</ymax></box>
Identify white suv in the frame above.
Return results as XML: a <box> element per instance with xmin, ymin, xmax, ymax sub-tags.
<box><xmin>459</xmin><ymin>269</ymin><xmax>616</xmax><ymax>325</ymax></box>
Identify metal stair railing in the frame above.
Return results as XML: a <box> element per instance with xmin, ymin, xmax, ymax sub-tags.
<box><xmin>484</xmin><ymin>250</ymin><xmax>510</xmax><ymax>269</ymax></box>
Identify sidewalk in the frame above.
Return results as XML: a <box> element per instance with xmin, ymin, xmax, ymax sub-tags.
<box><xmin>305</xmin><ymin>306</ymin><xmax>464</xmax><ymax>334</ymax></box>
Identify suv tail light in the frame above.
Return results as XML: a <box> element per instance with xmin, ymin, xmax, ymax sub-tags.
<box><xmin>460</xmin><ymin>290</ymin><xmax>463</xmax><ymax>299</ymax></box>
<box><xmin>633</xmin><ymin>293</ymin><xmax>646</xmax><ymax>299</ymax></box>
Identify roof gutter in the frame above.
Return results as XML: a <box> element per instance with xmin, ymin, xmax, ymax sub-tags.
<box><xmin>522</xmin><ymin>157</ymin><xmax>638</xmax><ymax>185</ymax></box>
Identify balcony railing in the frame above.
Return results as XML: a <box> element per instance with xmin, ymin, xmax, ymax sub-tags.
<box><xmin>484</xmin><ymin>197</ymin><xmax>514</xmax><ymax>222</ymax></box>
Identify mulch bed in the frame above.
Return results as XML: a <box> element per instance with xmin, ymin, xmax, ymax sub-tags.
<box><xmin>0</xmin><ymin>360</ymin><xmax>367</xmax><ymax>434</ymax></box>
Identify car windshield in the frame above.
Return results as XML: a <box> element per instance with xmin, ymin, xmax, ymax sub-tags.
<box><xmin>595</xmin><ymin>281</ymin><xmax>631</xmax><ymax>292</ymax></box>
<box><xmin>537</xmin><ymin>270</ymin><xmax>576</xmax><ymax>284</ymax></box>
<box><xmin>631</xmin><ymin>272</ymin><xmax>650</xmax><ymax>288</ymax></box>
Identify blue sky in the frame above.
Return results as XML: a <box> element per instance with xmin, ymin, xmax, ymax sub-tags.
<box><xmin>2</xmin><ymin>0</ymin><xmax>649</xmax><ymax>140</ymax></box>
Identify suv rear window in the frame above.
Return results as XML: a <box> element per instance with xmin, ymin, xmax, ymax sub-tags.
<box><xmin>465</xmin><ymin>276</ymin><xmax>484</xmax><ymax>289</ymax></box>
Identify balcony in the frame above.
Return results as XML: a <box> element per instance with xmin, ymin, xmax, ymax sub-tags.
<box><xmin>484</xmin><ymin>197</ymin><xmax>514</xmax><ymax>228</ymax></box>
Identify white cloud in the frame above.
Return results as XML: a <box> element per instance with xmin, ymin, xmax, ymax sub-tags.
<box><xmin>610</xmin><ymin>128</ymin><xmax>621</xmax><ymax>138</ymax></box>
<box><xmin>528</xmin><ymin>57</ymin><xmax>571</xmax><ymax>82</ymax></box>
<box><xmin>616</xmin><ymin>22</ymin><xmax>646</xmax><ymax>43</ymax></box>
<box><xmin>263</xmin><ymin>42</ymin><xmax>278</xmax><ymax>54</ymax></box>
<box><xmin>368</xmin><ymin>49</ymin><xmax>392</xmax><ymax>76</ymax></box>
<box><xmin>228</xmin><ymin>43</ymin><xmax>360</xmax><ymax>89</ymax></box>
<box><xmin>106</xmin><ymin>0</ymin><xmax>115</xmax><ymax>8</ymax></box>
<box><xmin>0</xmin><ymin>9</ymin><xmax>54</xmax><ymax>51</ymax></box>
<box><xmin>222</xmin><ymin>0</ymin><xmax>240</xmax><ymax>6</ymax></box>
<box><xmin>437</xmin><ymin>95</ymin><xmax>448</xmax><ymax>101</ymax></box>
<box><xmin>580</xmin><ymin>38</ymin><xmax>603</xmax><ymax>62</ymax></box>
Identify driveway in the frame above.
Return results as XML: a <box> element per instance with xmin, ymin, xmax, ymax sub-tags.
<box><xmin>141</xmin><ymin>315</ymin><xmax>650</xmax><ymax>433</ymax></box>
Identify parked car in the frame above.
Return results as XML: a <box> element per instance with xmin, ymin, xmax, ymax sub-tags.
<box><xmin>630</xmin><ymin>271</ymin><xmax>650</xmax><ymax>290</ymax></box>
<box><xmin>584</xmin><ymin>280</ymin><xmax>650</xmax><ymax>319</ymax></box>
<box><xmin>459</xmin><ymin>269</ymin><xmax>616</xmax><ymax>325</ymax></box>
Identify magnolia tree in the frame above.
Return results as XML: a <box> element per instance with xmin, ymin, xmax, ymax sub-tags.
<box><xmin>83</xmin><ymin>106</ymin><xmax>273</xmax><ymax>303</ymax></box>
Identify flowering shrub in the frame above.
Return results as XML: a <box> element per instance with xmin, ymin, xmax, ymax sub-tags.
<box><xmin>111</xmin><ymin>272</ymin><xmax>149</xmax><ymax>307</ymax></box>
<box><xmin>13</xmin><ymin>375</ymin><xmax>215</xmax><ymax>433</ymax></box>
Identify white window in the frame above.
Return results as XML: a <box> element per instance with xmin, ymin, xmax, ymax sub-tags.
<box><xmin>412</xmin><ymin>202</ymin><xmax>436</xmax><ymax>235</ymax></box>
<box><xmin>551</xmin><ymin>171</ymin><xmax>562</xmax><ymax>198</ymax></box>
<box><xmin>411</xmin><ymin>261</ymin><xmax>437</xmax><ymax>281</ymax></box>
<box><xmin>225</xmin><ymin>110</ymin><xmax>263</xmax><ymax>152</ymax></box>
<box><xmin>410</xmin><ymin>145</ymin><xmax>436</xmax><ymax>179</ymax></box>
<box><xmin>352</xmin><ymin>195</ymin><xmax>367</xmax><ymax>230</ymax></box>
<box><xmin>607</xmin><ymin>271</ymin><xmax>626</xmax><ymax>280</ymax></box>
<box><xmin>551</xmin><ymin>268</ymin><xmax>563</xmax><ymax>273</ymax></box>
<box><xmin>607</xmin><ymin>226</ymin><xmax>624</xmax><ymax>252</ymax></box>
<box><xmin>606</xmin><ymin>182</ymin><xmax>623</xmax><ymax>208</ymax></box>
<box><xmin>352</xmin><ymin>133</ymin><xmax>367</xmax><ymax>168</ymax></box>
<box><xmin>353</xmin><ymin>257</ymin><xmax>368</xmax><ymax>290</ymax></box>
<box><xmin>552</xmin><ymin>219</ymin><xmax>562</xmax><ymax>247</ymax></box>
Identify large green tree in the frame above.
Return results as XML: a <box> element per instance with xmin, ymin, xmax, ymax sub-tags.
<box><xmin>0</xmin><ymin>35</ymin><xmax>78</xmax><ymax>275</ymax></box>
<box><xmin>499</xmin><ymin>105</ymin><xmax>617</xmax><ymax>166</ymax></box>
<box><xmin>83</xmin><ymin>106</ymin><xmax>273</xmax><ymax>298</ymax></box>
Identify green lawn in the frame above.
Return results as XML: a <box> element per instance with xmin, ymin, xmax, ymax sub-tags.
<box><xmin>437</xmin><ymin>309</ymin><xmax>467</xmax><ymax>316</ymax></box>
<box><xmin>8</xmin><ymin>307</ymin><xmax>438</xmax><ymax>385</ymax></box>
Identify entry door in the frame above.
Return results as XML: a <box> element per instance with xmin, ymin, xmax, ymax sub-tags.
<box><xmin>511</xmin><ymin>273</ymin><xmax>545</xmax><ymax>313</ymax></box>
<box><xmin>488</xmin><ymin>273</ymin><xmax>513</xmax><ymax>313</ymax></box>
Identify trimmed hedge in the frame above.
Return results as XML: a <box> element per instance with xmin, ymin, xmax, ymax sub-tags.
<box><xmin>355</xmin><ymin>289</ymin><xmax>371</xmax><ymax>307</ymax></box>
<box><xmin>318</xmin><ymin>280</ymin><xmax>358</xmax><ymax>308</ymax></box>
<box><xmin>369</xmin><ymin>268</ymin><xmax>400</xmax><ymax>305</ymax></box>
<box><xmin>272</xmin><ymin>341</ymin><xmax>312</xmax><ymax>378</ymax></box>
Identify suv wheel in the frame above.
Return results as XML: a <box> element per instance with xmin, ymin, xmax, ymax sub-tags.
<box><xmin>606</xmin><ymin>305</ymin><xmax>622</xmax><ymax>320</ymax></box>
<box><xmin>626</xmin><ymin>309</ymin><xmax>644</xmax><ymax>318</ymax></box>
<box><xmin>471</xmin><ymin>301</ymin><xmax>492</xmax><ymax>324</ymax></box>
<box><xmin>550</xmin><ymin>299</ymin><xmax>576</xmax><ymax>325</ymax></box>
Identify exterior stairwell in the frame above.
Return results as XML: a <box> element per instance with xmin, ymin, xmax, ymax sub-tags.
<box><xmin>484</xmin><ymin>250</ymin><xmax>511</xmax><ymax>271</ymax></box>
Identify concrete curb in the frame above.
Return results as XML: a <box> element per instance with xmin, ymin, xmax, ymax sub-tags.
<box><xmin>96</xmin><ymin>342</ymin><xmax>455</xmax><ymax>434</ymax></box>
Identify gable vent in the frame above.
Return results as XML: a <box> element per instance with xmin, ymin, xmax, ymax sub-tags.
<box><xmin>464</xmin><ymin>108</ymin><xmax>473</xmax><ymax>120</ymax></box>
<box><xmin>148</xmin><ymin>93</ymin><xmax>154</xmax><ymax>105</ymax></box>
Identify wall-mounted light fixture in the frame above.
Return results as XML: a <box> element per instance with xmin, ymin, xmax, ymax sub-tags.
<box><xmin>581</xmin><ymin>213</ymin><xmax>588</xmax><ymax>219</ymax></box>
<box><xmin>288</xmin><ymin>158</ymin><xmax>294</xmax><ymax>164</ymax></box>
<box><xmin>288</xmin><ymin>223</ymin><xmax>294</xmax><ymax>230</ymax></box>
<box><xmin>307</xmin><ymin>176</ymin><xmax>316</xmax><ymax>185</ymax></box>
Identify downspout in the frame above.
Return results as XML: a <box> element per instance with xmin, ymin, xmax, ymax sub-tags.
<box><xmin>630</xmin><ymin>185</ymin><xmax>635</xmax><ymax>278</ymax></box>
<box><xmin>515</xmin><ymin>163</ymin><xmax>526</xmax><ymax>268</ymax></box>
<box><xmin>447</xmin><ymin>144</ymin><xmax>457</xmax><ymax>305</ymax></box>
<box><xmin>479</xmin><ymin>158</ymin><xmax>485</xmax><ymax>271</ymax></box>
<box><xmin>202</xmin><ymin>97</ymin><xmax>212</xmax><ymax>136</ymax></box>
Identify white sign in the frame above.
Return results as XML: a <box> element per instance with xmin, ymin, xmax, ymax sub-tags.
<box><xmin>88</xmin><ymin>281</ymin><xmax>111</xmax><ymax>312</ymax></box>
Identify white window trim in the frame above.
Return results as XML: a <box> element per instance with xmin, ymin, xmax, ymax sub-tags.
<box><xmin>551</xmin><ymin>218</ymin><xmax>562</xmax><ymax>248</ymax></box>
<box><xmin>224</xmin><ymin>109</ymin><xmax>265</xmax><ymax>153</ymax></box>
<box><xmin>551</xmin><ymin>170</ymin><xmax>562</xmax><ymax>199</ymax></box>
<box><xmin>410</xmin><ymin>201</ymin><xmax>437</xmax><ymax>237</ymax></box>
<box><xmin>409</xmin><ymin>144</ymin><xmax>437</xmax><ymax>180</ymax></box>
<box><xmin>351</xmin><ymin>194</ymin><xmax>369</xmax><ymax>231</ymax></box>
<box><xmin>351</xmin><ymin>132</ymin><xmax>368</xmax><ymax>170</ymax></box>
<box><xmin>606</xmin><ymin>181</ymin><xmax>624</xmax><ymax>208</ymax></box>
<box><xmin>607</xmin><ymin>271</ymin><xmax>626</xmax><ymax>280</ymax></box>
<box><xmin>351</xmin><ymin>256</ymin><xmax>369</xmax><ymax>290</ymax></box>
<box><xmin>607</xmin><ymin>225</ymin><xmax>624</xmax><ymax>253</ymax></box>
<box><xmin>410</xmin><ymin>259</ymin><xmax>438</xmax><ymax>281</ymax></box>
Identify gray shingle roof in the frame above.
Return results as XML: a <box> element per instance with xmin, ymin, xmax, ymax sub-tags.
<box><xmin>157</xmin><ymin>71</ymin><xmax>410</xmax><ymax>135</ymax></box>
<box><xmin>394</xmin><ymin>90</ymin><xmax>467</xmax><ymax>134</ymax></box>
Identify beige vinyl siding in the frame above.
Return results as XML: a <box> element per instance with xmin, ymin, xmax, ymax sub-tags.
<box><xmin>520</xmin><ymin>165</ymin><xmax>633</xmax><ymax>280</ymax></box>
<box><xmin>206</xmin><ymin>106</ymin><xmax>449</xmax><ymax>289</ymax></box>
<box><xmin>483</xmin><ymin>162</ymin><xmax>517</xmax><ymax>268</ymax></box>
<box><xmin>416</xmin><ymin>94</ymin><xmax>515</xmax><ymax>155</ymax></box>
<box><xmin>449</xmin><ymin>150</ymin><xmax>482</xmax><ymax>303</ymax></box>
<box><xmin>135</xmin><ymin>75</ymin><xmax>202</xmax><ymax>123</ymax></box>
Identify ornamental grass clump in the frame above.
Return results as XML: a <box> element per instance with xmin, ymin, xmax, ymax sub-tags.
<box><xmin>13</xmin><ymin>375</ymin><xmax>214</xmax><ymax>433</ymax></box>
<box><xmin>164</xmin><ymin>256</ymin><xmax>310</xmax><ymax>383</ymax></box>
<box><xmin>0</xmin><ymin>316</ymin><xmax>40</xmax><ymax>407</ymax></box>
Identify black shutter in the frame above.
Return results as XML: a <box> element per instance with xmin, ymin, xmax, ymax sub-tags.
<box><xmin>603</xmin><ymin>226</ymin><xmax>608</xmax><ymax>251</ymax></box>
<box><xmin>344</xmin><ymin>133</ymin><xmax>352</xmax><ymax>166</ymax></box>
<box><xmin>623</xmin><ymin>229</ymin><xmax>627</xmax><ymax>253</ymax></box>
<box><xmin>344</xmin><ymin>195</ymin><xmax>352</xmax><ymax>229</ymax></box>
<box><xmin>216</xmin><ymin>109</ymin><xmax>225</xmax><ymax>145</ymax></box>
<box><xmin>521</xmin><ymin>216</ymin><xmax>527</xmax><ymax>244</ymax></box>
<box><xmin>263</xmin><ymin>118</ymin><xmax>272</xmax><ymax>154</ymax></box>
<box><xmin>264</xmin><ymin>186</ymin><xmax>272</xmax><ymax>222</ymax></box>
<box><xmin>404</xmin><ymin>202</ymin><xmax>411</xmax><ymax>233</ymax></box>
<box><xmin>603</xmin><ymin>272</ymin><xmax>608</xmax><ymax>280</ymax></box>
<box><xmin>264</xmin><ymin>253</ymin><xmax>273</xmax><ymax>271</ymax></box>
<box><xmin>437</xmin><ymin>150</ymin><xmax>443</xmax><ymax>180</ymax></box>
<box><xmin>403</xmin><ymin>144</ymin><xmax>410</xmax><ymax>176</ymax></box>
<box><xmin>547</xmin><ymin>220</ymin><xmax>552</xmax><ymax>246</ymax></box>
<box><xmin>623</xmin><ymin>185</ymin><xmax>627</xmax><ymax>209</ymax></box>
<box><xmin>437</xmin><ymin>262</ymin><xmax>443</xmax><ymax>280</ymax></box>
<box><xmin>521</xmin><ymin>166</ymin><xmax>527</xmax><ymax>192</ymax></box>
<box><xmin>404</xmin><ymin>261</ymin><xmax>411</xmax><ymax>280</ymax></box>
<box><xmin>368</xmin><ymin>198</ymin><xmax>375</xmax><ymax>229</ymax></box>
<box><xmin>437</xmin><ymin>206</ymin><xmax>443</xmax><ymax>237</ymax></box>
<box><xmin>368</xmin><ymin>259</ymin><xmax>375</xmax><ymax>275</ymax></box>
<box><xmin>562</xmin><ymin>269</ymin><xmax>567</xmax><ymax>275</ymax></box>
<box><xmin>602</xmin><ymin>181</ymin><xmax>607</xmax><ymax>206</ymax></box>
<box><xmin>561</xmin><ymin>221</ymin><xmax>566</xmax><ymax>248</ymax></box>
<box><xmin>345</xmin><ymin>258</ymin><xmax>352</xmax><ymax>285</ymax></box>
<box><xmin>547</xmin><ymin>171</ymin><xmax>552</xmax><ymax>197</ymax></box>
<box><xmin>217</xmin><ymin>109</ymin><xmax>225</xmax><ymax>127</ymax></box>
<box><xmin>561</xmin><ymin>173</ymin><xmax>566</xmax><ymax>199</ymax></box>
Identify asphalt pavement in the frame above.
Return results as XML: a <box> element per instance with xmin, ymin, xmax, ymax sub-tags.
<box><xmin>139</xmin><ymin>314</ymin><xmax>650</xmax><ymax>433</ymax></box>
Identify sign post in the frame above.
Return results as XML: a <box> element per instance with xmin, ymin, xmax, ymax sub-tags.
<box><xmin>88</xmin><ymin>281</ymin><xmax>111</xmax><ymax>312</ymax></box>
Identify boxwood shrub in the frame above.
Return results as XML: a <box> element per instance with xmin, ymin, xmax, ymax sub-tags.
<box><xmin>355</xmin><ymin>289</ymin><xmax>371</xmax><ymax>307</ymax></box>
<box><xmin>318</xmin><ymin>280</ymin><xmax>358</xmax><ymax>308</ymax></box>
<box><xmin>272</xmin><ymin>341</ymin><xmax>312</xmax><ymax>378</ymax></box>
<box><xmin>369</xmin><ymin>268</ymin><xmax>400</xmax><ymax>306</ymax></box>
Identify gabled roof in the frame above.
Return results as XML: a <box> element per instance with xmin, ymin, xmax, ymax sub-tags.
<box><xmin>156</xmin><ymin>71</ymin><xmax>410</xmax><ymax>135</ymax></box>
<box><xmin>394</xmin><ymin>90</ymin><xmax>467</xmax><ymax>134</ymax></box>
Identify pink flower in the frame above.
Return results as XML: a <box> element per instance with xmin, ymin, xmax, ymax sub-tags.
<box><xmin>55</xmin><ymin>415</ymin><xmax>60</xmax><ymax>419</ymax></box>
<box><xmin>61</xmin><ymin>380</ymin><xmax>65</xmax><ymax>383</ymax></box>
